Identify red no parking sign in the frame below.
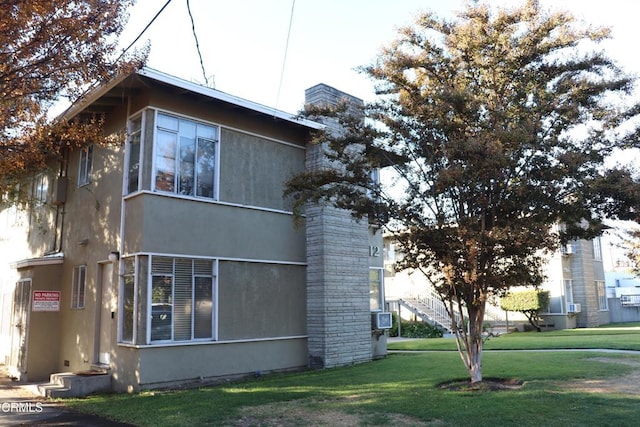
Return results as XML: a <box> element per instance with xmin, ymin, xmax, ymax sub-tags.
<box><xmin>32</xmin><ymin>290</ymin><xmax>61</xmax><ymax>312</ymax></box>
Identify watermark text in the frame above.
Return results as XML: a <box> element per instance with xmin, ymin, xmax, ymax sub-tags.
<box><xmin>1</xmin><ymin>401</ymin><xmax>44</xmax><ymax>413</ymax></box>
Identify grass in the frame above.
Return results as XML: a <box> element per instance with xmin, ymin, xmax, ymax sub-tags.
<box><xmin>66</xmin><ymin>324</ymin><xmax>640</xmax><ymax>426</ymax></box>
<box><xmin>388</xmin><ymin>323</ymin><xmax>640</xmax><ymax>352</ymax></box>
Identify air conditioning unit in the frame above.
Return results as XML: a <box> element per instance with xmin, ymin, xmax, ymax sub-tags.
<box><xmin>561</xmin><ymin>244</ymin><xmax>574</xmax><ymax>255</ymax></box>
<box><xmin>371</xmin><ymin>312</ymin><xmax>392</xmax><ymax>329</ymax></box>
<box><xmin>567</xmin><ymin>303</ymin><xmax>581</xmax><ymax>313</ymax></box>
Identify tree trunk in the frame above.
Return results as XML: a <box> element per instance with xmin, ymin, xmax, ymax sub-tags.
<box><xmin>465</xmin><ymin>302</ymin><xmax>486</xmax><ymax>384</ymax></box>
<box><xmin>524</xmin><ymin>311</ymin><xmax>542</xmax><ymax>332</ymax></box>
<box><xmin>448</xmin><ymin>293</ymin><xmax>487</xmax><ymax>384</ymax></box>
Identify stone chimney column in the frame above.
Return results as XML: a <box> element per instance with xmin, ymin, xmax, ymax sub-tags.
<box><xmin>304</xmin><ymin>84</ymin><xmax>372</xmax><ymax>368</ymax></box>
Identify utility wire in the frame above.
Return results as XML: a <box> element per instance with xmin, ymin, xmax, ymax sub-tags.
<box><xmin>186</xmin><ymin>0</ymin><xmax>210</xmax><ymax>87</ymax></box>
<box><xmin>113</xmin><ymin>0</ymin><xmax>174</xmax><ymax>66</ymax></box>
<box><xmin>274</xmin><ymin>0</ymin><xmax>296</xmax><ymax>115</ymax></box>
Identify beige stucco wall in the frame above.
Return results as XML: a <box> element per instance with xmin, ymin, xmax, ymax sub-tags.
<box><xmin>125</xmin><ymin>195</ymin><xmax>305</xmax><ymax>263</ymax></box>
<box><xmin>218</xmin><ymin>261</ymin><xmax>306</xmax><ymax>340</ymax></box>
<box><xmin>111</xmin><ymin>338</ymin><xmax>307</xmax><ymax>392</ymax></box>
<box><xmin>111</xmin><ymin>345</ymin><xmax>142</xmax><ymax>393</ymax></box>
<box><xmin>219</xmin><ymin>128</ymin><xmax>305</xmax><ymax>211</ymax></box>
<box><xmin>53</xmin><ymin>143</ymin><xmax>123</xmax><ymax>374</ymax></box>
<box><xmin>15</xmin><ymin>264</ymin><xmax>62</xmax><ymax>381</ymax></box>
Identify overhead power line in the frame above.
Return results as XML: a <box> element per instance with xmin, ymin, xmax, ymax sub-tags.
<box><xmin>274</xmin><ymin>0</ymin><xmax>296</xmax><ymax>115</ymax></box>
<box><xmin>186</xmin><ymin>0</ymin><xmax>211</xmax><ymax>87</ymax></box>
<box><xmin>114</xmin><ymin>0</ymin><xmax>174</xmax><ymax>66</ymax></box>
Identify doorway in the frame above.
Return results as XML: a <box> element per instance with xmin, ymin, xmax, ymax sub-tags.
<box><xmin>94</xmin><ymin>263</ymin><xmax>114</xmax><ymax>367</ymax></box>
<box><xmin>9</xmin><ymin>280</ymin><xmax>31</xmax><ymax>380</ymax></box>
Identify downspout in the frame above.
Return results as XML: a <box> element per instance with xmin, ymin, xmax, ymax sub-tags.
<box><xmin>53</xmin><ymin>148</ymin><xmax>70</xmax><ymax>253</ymax></box>
<box><xmin>116</xmin><ymin>93</ymin><xmax>132</xmax><ymax>343</ymax></box>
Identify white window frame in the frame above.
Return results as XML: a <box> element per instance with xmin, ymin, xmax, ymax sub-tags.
<box><xmin>596</xmin><ymin>280</ymin><xmax>608</xmax><ymax>311</ymax></box>
<box><xmin>564</xmin><ymin>279</ymin><xmax>574</xmax><ymax>304</ymax></box>
<box><xmin>152</xmin><ymin>111</ymin><xmax>219</xmax><ymax>200</ymax></box>
<box><xmin>369</xmin><ymin>267</ymin><xmax>385</xmax><ymax>312</ymax></box>
<box><xmin>33</xmin><ymin>173</ymin><xmax>48</xmax><ymax>205</ymax></box>
<box><xmin>119</xmin><ymin>257</ymin><xmax>138</xmax><ymax>344</ymax></box>
<box><xmin>593</xmin><ymin>237</ymin><xmax>602</xmax><ymax>261</ymax></box>
<box><xmin>78</xmin><ymin>145</ymin><xmax>93</xmax><ymax>187</ymax></box>
<box><xmin>148</xmin><ymin>256</ymin><xmax>217</xmax><ymax>343</ymax></box>
<box><xmin>125</xmin><ymin>114</ymin><xmax>144</xmax><ymax>194</ymax></box>
<box><xmin>71</xmin><ymin>265</ymin><xmax>86</xmax><ymax>309</ymax></box>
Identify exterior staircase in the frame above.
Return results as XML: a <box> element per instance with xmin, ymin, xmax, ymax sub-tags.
<box><xmin>394</xmin><ymin>296</ymin><xmax>458</xmax><ymax>333</ymax></box>
<box><xmin>33</xmin><ymin>370</ymin><xmax>111</xmax><ymax>398</ymax></box>
<box><xmin>390</xmin><ymin>293</ymin><xmax>525</xmax><ymax>335</ymax></box>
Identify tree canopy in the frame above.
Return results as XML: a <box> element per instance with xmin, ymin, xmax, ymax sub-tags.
<box><xmin>0</xmin><ymin>0</ymin><xmax>145</xmax><ymax>199</ymax></box>
<box><xmin>286</xmin><ymin>0</ymin><xmax>640</xmax><ymax>383</ymax></box>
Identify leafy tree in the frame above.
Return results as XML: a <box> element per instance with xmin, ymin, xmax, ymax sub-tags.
<box><xmin>499</xmin><ymin>289</ymin><xmax>549</xmax><ymax>332</ymax></box>
<box><xmin>612</xmin><ymin>224</ymin><xmax>640</xmax><ymax>275</ymax></box>
<box><xmin>629</xmin><ymin>233</ymin><xmax>640</xmax><ymax>275</ymax></box>
<box><xmin>286</xmin><ymin>0</ymin><xmax>640</xmax><ymax>383</ymax></box>
<box><xmin>0</xmin><ymin>0</ymin><xmax>145</xmax><ymax>200</ymax></box>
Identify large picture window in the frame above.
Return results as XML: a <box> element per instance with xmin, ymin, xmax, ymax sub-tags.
<box><xmin>150</xmin><ymin>256</ymin><xmax>215</xmax><ymax>342</ymax></box>
<box><xmin>154</xmin><ymin>113</ymin><xmax>217</xmax><ymax>199</ymax></box>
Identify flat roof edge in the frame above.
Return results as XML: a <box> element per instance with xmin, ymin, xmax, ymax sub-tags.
<box><xmin>11</xmin><ymin>255</ymin><xmax>65</xmax><ymax>269</ymax></box>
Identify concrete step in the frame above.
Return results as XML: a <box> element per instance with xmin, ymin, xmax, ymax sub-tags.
<box><xmin>37</xmin><ymin>371</ymin><xmax>111</xmax><ymax>398</ymax></box>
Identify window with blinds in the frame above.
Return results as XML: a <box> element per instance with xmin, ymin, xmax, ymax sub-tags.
<box><xmin>150</xmin><ymin>256</ymin><xmax>215</xmax><ymax>342</ymax></box>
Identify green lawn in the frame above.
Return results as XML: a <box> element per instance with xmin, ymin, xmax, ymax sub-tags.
<box><xmin>388</xmin><ymin>324</ymin><xmax>640</xmax><ymax>351</ymax></box>
<box><xmin>67</xmin><ymin>325</ymin><xmax>640</xmax><ymax>426</ymax></box>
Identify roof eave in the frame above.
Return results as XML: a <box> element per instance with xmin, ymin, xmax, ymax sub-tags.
<box><xmin>137</xmin><ymin>68</ymin><xmax>323</xmax><ymax>130</ymax></box>
<box><xmin>60</xmin><ymin>67</ymin><xmax>324</xmax><ymax>131</ymax></box>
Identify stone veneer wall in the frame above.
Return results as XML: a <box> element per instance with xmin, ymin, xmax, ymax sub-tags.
<box><xmin>304</xmin><ymin>84</ymin><xmax>372</xmax><ymax>368</ymax></box>
<box><xmin>571</xmin><ymin>240</ymin><xmax>600</xmax><ymax>327</ymax></box>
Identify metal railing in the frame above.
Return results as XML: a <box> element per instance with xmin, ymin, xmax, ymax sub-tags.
<box><xmin>388</xmin><ymin>285</ymin><xmax>527</xmax><ymax>333</ymax></box>
<box><xmin>620</xmin><ymin>294</ymin><xmax>640</xmax><ymax>307</ymax></box>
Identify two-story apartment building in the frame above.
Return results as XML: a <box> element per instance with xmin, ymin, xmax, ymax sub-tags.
<box><xmin>0</xmin><ymin>68</ymin><xmax>386</xmax><ymax>392</ymax></box>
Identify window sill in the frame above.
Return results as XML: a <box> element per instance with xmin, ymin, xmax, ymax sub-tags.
<box><xmin>124</xmin><ymin>190</ymin><xmax>301</xmax><ymax>216</ymax></box>
<box><xmin>117</xmin><ymin>335</ymin><xmax>307</xmax><ymax>349</ymax></box>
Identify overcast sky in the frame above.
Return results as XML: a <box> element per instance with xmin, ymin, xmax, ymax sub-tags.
<box><xmin>120</xmin><ymin>0</ymin><xmax>640</xmax><ymax>115</ymax></box>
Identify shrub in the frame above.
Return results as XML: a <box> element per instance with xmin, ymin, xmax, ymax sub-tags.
<box><xmin>389</xmin><ymin>312</ymin><xmax>444</xmax><ymax>338</ymax></box>
<box><xmin>500</xmin><ymin>289</ymin><xmax>550</xmax><ymax>332</ymax></box>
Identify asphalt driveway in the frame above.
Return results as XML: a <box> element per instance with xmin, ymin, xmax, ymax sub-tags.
<box><xmin>0</xmin><ymin>372</ymin><xmax>133</xmax><ymax>426</ymax></box>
